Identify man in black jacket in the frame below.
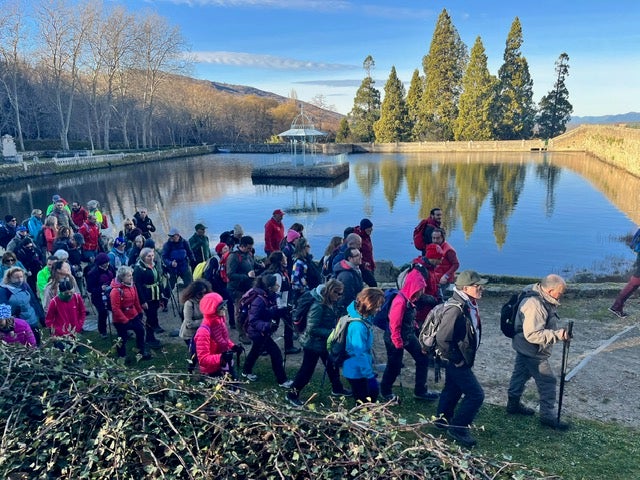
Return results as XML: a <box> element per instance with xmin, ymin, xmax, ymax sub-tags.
<box><xmin>435</xmin><ymin>270</ymin><xmax>487</xmax><ymax>448</ymax></box>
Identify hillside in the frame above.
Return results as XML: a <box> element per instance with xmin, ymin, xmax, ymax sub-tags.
<box><xmin>569</xmin><ymin>112</ymin><xmax>640</xmax><ymax>125</ymax></box>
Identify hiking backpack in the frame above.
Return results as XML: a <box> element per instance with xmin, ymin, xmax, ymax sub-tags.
<box><xmin>103</xmin><ymin>286</ymin><xmax>123</xmax><ymax>312</ymax></box>
<box><xmin>237</xmin><ymin>288</ymin><xmax>262</xmax><ymax>332</ymax></box>
<box><xmin>418</xmin><ymin>299</ymin><xmax>464</xmax><ymax>357</ymax></box>
<box><xmin>291</xmin><ymin>290</ymin><xmax>316</xmax><ymax>333</ymax></box>
<box><xmin>629</xmin><ymin>228</ymin><xmax>640</xmax><ymax>253</ymax></box>
<box><xmin>326</xmin><ymin>315</ymin><xmax>366</xmax><ymax>366</ymax></box>
<box><xmin>500</xmin><ymin>290</ymin><xmax>538</xmax><ymax>338</ymax></box>
<box><xmin>193</xmin><ymin>259</ymin><xmax>208</xmax><ymax>280</ymax></box>
<box><xmin>371</xmin><ymin>288</ymin><xmax>402</xmax><ymax>332</ymax></box>
<box><xmin>397</xmin><ymin>261</ymin><xmax>431</xmax><ymax>289</ymax></box>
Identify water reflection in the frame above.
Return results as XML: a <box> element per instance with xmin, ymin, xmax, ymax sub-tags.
<box><xmin>0</xmin><ymin>152</ymin><xmax>637</xmax><ymax>278</ymax></box>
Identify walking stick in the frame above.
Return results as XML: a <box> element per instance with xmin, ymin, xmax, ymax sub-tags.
<box><xmin>557</xmin><ymin>320</ymin><xmax>574</xmax><ymax>423</ymax></box>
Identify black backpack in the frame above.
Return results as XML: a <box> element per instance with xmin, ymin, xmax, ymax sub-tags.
<box><xmin>371</xmin><ymin>288</ymin><xmax>402</xmax><ymax>332</ymax></box>
<box><xmin>291</xmin><ymin>290</ymin><xmax>316</xmax><ymax>333</ymax></box>
<box><xmin>188</xmin><ymin>324</ymin><xmax>211</xmax><ymax>372</ymax></box>
<box><xmin>500</xmin><ymin>291</ymin><xmax>538</xmax><ymax>338</ymax></box>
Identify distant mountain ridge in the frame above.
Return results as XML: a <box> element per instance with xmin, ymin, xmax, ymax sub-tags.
<box><xmin>570</xmin><ymin>112</ymin><xmax>640</xmax><ymax>125</ymax></box>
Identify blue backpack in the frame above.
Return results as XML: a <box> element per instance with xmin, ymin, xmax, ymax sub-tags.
<box><xmin>371</xmin><ymin>289</ymin><xmax>405</xmax><ymax>332</ymax></box>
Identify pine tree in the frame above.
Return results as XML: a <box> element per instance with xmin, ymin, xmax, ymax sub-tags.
<box><xmin>335</xmin><ymin>117</ymin><xmax>351</xmax><ymax>142</ymax></box>
<box><xmin>419</xmin><ymin>9</ymin><xmax>468</xmax><ymax>140</ymax></box>
<box><xmin>349</xmin><ymin>55</ymin><xmax>381</xmax><ymax>142</ymax></box>
<box><xmin>454</xmin><ymin>36</ymin><xmax>497</xmax><ymax>140</ymax></box>
<box><xmin>406</xmin><ymin>69</ymin><xmax>424</xmax><ymax>140</ymax></box>
<box><xmin>536</xmin><ymin>53</ymin><xmax>573</xmax><ymax>139</ymax></box>
<box><xmin>496</xmin><ymin>17</ymin><xmax>536</xmax><ymax>140</ymax></box>
<box><xmin>374</xmin><ymin>66</ymin><xmax>409</xmax><ymax>142</ymax></box>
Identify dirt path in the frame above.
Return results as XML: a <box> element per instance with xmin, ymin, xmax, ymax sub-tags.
<box><xmin>148</xmin><ymin>287</ymin><xmax>640</xmax><ymax>428</ymax></box>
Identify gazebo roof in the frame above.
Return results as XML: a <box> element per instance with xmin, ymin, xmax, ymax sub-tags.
<box><xmin>278</xmin><ymin>105</ymin><xmax>326</xmax><ymax>139</ymax></box>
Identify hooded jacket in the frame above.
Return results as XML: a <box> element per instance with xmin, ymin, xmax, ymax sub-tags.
<box><xmin>342</xmin><ymin>301</ymin><xmax>375</xmax><ymax>380</ymax></box>
<box><xmin>45</xmin><ymin>293</ymin><xmax>86</xmax><ymax>336</ymax></box>
<box><xmin>354</xmin><ymin>226</ymin><xmax>375</xmax><ymax>271</ymax></box>
<box><xmin>512</xmin><ymin>282</ymin><xmax>563</xmax><ymax>358</ymax></box>
<box><xmin>389</xmin><ymin>268</ymin><xmax>426</xmax><ymax>349</ymax></box>
<box><xmin>299</xmin><ymin>284</ymin><xmax>340</xmax><ymax>353</ymax></box>
<box><xmin>246</xmin><ymin>288</ymin><xmax>279</xmax><ymax>338</ymax></box>
<box><xmin>194</xmin><ymin>292</ymin><xmax>235</xmax><ymax>375</ymax></box>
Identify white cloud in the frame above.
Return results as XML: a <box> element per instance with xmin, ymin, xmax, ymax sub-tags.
<box><xmin>156</xmin><ymin>0</ymin><xmax>351</xmax><ymax>10</ymax></box>
<box><xmin>191</xmin><ymin>51</ymin><xmax>359</xmax><ymax>70</ymax></box>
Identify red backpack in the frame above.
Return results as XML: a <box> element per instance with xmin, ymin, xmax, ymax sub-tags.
<box><xmin>413</xmin><ymin>219</ymin><xmax>430</xmax><ymax>252</ymax></box>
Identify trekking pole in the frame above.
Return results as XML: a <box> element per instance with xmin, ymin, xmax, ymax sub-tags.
<box><xmin>557</xmin><ymin>320</ymin><xmax>574</xmax><ymax>424</ymax></box>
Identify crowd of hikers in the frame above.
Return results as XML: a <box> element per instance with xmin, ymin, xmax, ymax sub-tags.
<box><xmin>0</xmin><ymin>200</ymin><xmax>578</xmax><ymax>447</ymax></box>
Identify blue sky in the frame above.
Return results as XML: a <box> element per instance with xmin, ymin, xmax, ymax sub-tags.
<box><xmin>122</xmin><ymin>0</ymin><xmax>639</xmax><ymax>117</ymax></box>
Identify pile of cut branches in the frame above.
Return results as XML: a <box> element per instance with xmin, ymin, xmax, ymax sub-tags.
<box><xmin>0</xmin><ymin>341</ymin><xmax>556</xmax><ymax>479</ymax></box>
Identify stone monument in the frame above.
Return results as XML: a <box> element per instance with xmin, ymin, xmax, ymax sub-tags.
<box><xmin>2</xmin><ymin>134</ymin><xmax>22</xmax><ymax>163</ymax></box>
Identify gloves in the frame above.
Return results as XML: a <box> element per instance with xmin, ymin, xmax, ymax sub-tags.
<box><xmin>270</xmin><ymin>319</ymin><xmax>280</xmax><ymax>333</ymax></box>
<box><xmin>231</xmin><ymin>344</ymin><xmax>245</xmax><ymax>354</ymax></box>
<box><xmin>221</xmin><ymin>350</ymin><xmax>234</xmax><ymax>366</ymax></box>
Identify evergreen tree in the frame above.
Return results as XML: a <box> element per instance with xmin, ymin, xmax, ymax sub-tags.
<box><xmin>406</xmin><ymin>69</ymin><xmax>424</xmax><ymax>140</ymax></box>
<box><xmin>349</xmin><ymin>55</ymin><xmax>381</xmax><ymax>142</ymax></box>
<box><xmin>496</xmin><ymin>17</ymin><xmax>536</xmax><ymax>139</ymax></box>
<box><xmin>536</xmin><ymin>53</ymin><xmax>572</xmax><ymax>139</ymax></box>
<box><xmin>335</xmin><ymin>117</ymin><xmax>351</xmax><ymax>142</ymax></box>
<box><xmin>454</xmin><ymin>36</ymin><xmax>497</xmax><ymax>140</ymax></box>
<box><xmin>374</xmin><ymin>66</ymin><xmax>409</xmax><ymax>142</ymax></box>
<box><xmin>419</xmin><ymin>8</ymin><xmax>468</xmax><ymax>140</ymax></box>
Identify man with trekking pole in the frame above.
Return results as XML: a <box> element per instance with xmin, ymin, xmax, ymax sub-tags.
<box><xmin>506</xmin><ymin>274</ymin><xmax>572</xmax><ymax>430</ymax></box>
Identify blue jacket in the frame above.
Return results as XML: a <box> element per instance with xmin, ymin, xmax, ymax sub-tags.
<box><xmin>342</xmin><ymin>301</ymin><xmax>375</xmax><ymax>380</ymax></box>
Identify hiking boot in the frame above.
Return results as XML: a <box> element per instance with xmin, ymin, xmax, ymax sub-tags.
<box><xmin>286</xmin><ymin>391</ymin><xmax>303</xmax><ymax>407</ymax></box>
<box><xmin>447</xmin><ymin>427</ymin><xmax>477</xmax><ymax>447</ymax></box>
<box><xmin>140</xmin><ymin>351</ymin><xmax>152</xmax><ymax>360</ymax></box>
<box><xmin>506</xmin><ymin>397</ymin><xmax>536</xmax><ymax>415</ymax></box>
<box><xmin>154</xmin><ymin>327</ymin><xmax>166</xmax><ymax>334</ymax></box>
<box><xmin>241</xmin><ymin>372</ymin><xmax>258</xmax><ymax>382</ymax></box>
<box><xmin>284</xmin><ymin>347</ymin><xmax>302</xmax><ymax>355</ymax></box>
<box><xmin>540</xmin><ymin>416</ymin><xmax>570</xmax><ymax>431</ymax></box>
<box><xmin>414</xmin><ymin>391</ymin><xmax>439</xmax><ymax>401</ymax></box>
<box><xmin>607</xmin><ymin>307</ymin><xmax>628</xmax><ymax>319</ymax></box>
<box><xmin>279</xmin><ymin>379</ymin><xmax>294</xmax><ymax>389</ymax></box>
<box><xmin>331</xmin><ymin>388</ymin><xmax>353</xmax><ymax>397</ymax></box>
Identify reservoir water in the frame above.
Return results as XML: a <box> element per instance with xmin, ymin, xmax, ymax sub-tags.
<box><xmin>1</xmin><ymin>151</ymin><xmax>637</xmax><ymax>279</ymax></box>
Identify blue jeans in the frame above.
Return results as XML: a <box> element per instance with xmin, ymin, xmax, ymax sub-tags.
<box><xmin>437</xmin><ymin>364</ymin><xmax>484</xmax><ymax>428</ymax></box>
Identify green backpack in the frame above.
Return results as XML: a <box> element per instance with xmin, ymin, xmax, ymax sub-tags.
<box><xmin>326</xmin><ymin>315</ymin><xmax>366</xmax><ymax>366</ymax></box>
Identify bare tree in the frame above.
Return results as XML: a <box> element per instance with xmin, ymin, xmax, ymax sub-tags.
<box><xmin>0</xmin><ymin>0</ymin><xmax>28</xmax><ymax>150</ymax></box>
<box><xmin>132</xmin><ymin>12</ymin><xmax>187</xmax><ymax>148</ymax></box>
<box><xmin>36</xmin><ymin>0</ymin><xmax>98</xmax><ymax>150</ymax></box>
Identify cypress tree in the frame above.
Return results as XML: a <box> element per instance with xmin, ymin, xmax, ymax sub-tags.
<box><xmin>420</xmin><ymin>8</ymin><xmax>468</xmax><ymax>141</ymax></box>
<box><xmin>536</xmin><ymin>53</ymin><xmax>573</xmax><ymax>139</ymax></box>
<box><xmin>335</xmin><ymin>117</ymin><xmax>351</xmax><ymax>143</ymax></box>
<box><xmin>454</xmin><ymin>36</ymin><xmax>497</xmax><ymax>140</ymax></box>
<box><xmin>406</xmin><ymin>69</ymin><xmax>424</xmax><ymax>140</ymax></box>
<box><xmin>349</xmin><ymin>55</ymin><xmax>381</xmax><ymax>142</ymax></box>
<box><xmin>374</xmin><ymin>66</ymin><xmax>409</xmax><ymax>142</ymax></box>
<box><xmin>496</xmin><ymin>17</ymin><xmax>536</xmax><ymax>139</ymax></box>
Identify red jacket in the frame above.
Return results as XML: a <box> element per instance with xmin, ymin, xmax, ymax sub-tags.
<box><xmin>45</xmin><ymin>293</ymin><xmax>86</xmax><ymax>336</ymax></box>
<box><xmin>109</xmin><ymin>279</ymin><xmax>143</xmax><ymax>324</ymax></box>
<box><xmin>434</xmin><ymin>241</ymin><xmax>459</xmax><ymax>284</ymax></box>
<box><xmin>71</xmin><ymin>207</ymin><xmax>88</xmax><ymax>229</ymax></box>
<box><xmin>195</xmin><ymin>292</ymin><xmax>235</xmax><ymax>375</ymax></box>
<box><xmin>264</xmin><ymin>217</ymin><xmax>285</xmax><ymax>254</ymax></box>
<box><xmin>354</xmin><ymin>226</ymin><xmax>375</xmax><ymax>271</ymax></box>
<box><xmin>79</xmin><ymin>221</ymin><xmax>100</xmax><ymax>252</ymax></box>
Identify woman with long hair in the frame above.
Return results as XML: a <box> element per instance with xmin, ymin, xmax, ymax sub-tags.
<box><xmin>263</xmin><ymin>251</ymin><xmax>299</xmax><ymax>354</ymax></box>
<box><xmin>179</xmin><ymin>279</ymin><xmax>212</xmax><ymax>347</ymax></box>
<box><xmin>42</xmin><ymin>261</ymin><xmax>79</xmax><ymax>312</ymax></box>
<box><xmin>321</xmin><ymin>236</ymin><xmax>343</xmax><ymax>279</ymax></box>
<box><xmin>286</xmin><ymin>279</ymin><xmax>350</xmax><ymax>406</ymax></box>
<box><xmin>0</xmin><ymin>267</ymin><xmax>45</xmax><ymax>345</ymax></box>
<box><xmin>43</xmin><ymin>215</ymin><xmax>58</xmax><ymax>253</ymax></box>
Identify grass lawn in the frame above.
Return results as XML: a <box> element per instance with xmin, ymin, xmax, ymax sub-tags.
<box><xmin>86</xmin><ymin>331</ymin><xmax>640</xmax><ymax>480</ymax></box>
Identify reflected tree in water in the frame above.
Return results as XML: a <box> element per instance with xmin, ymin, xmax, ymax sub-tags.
<box><xmin>454</xmin><ymin>163</ymin><xmax>490</xmax><ymax>240</ymax></box>
<box><xmin>354</xmin><ymin>162</ymin><xmax>380</xmax><ymax>217</ymax></box>
<box><xmin>489</xmin><ymin>164</ymin><xmax>526</xmax><ymax>248</ymax></box>
<box><xmin>535</xmin><ymin>159</ymin><xmax>562</xmax><ymax>217</ymax></box>
<box><xmin>380</xmin><ymin>160</ymin><xmax>403</xmax><ymax>211</ymax></box>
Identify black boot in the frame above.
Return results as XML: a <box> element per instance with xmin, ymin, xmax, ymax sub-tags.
<box><xmin>506</xmin><ymin>396</ymin><xmax>535</xmax><ymax>415</ymax></box>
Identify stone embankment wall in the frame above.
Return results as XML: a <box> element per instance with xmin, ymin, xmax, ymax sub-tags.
<box><xmin>551</xmin><ymin>124</ymin><xmax>640</xmax><ymax>178</ymax></box>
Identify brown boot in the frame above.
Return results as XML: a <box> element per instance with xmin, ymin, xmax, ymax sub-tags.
<box><xmin>506</xmin><ymin>396</ymin><xmax>535</xmax><ymax>415</ymax></box>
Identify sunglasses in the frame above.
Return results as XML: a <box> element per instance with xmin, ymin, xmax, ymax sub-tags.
<box><xmin>4</xmin><ymin>259</ymin><xmax>16</xmax><ymax>263</ymax></box>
